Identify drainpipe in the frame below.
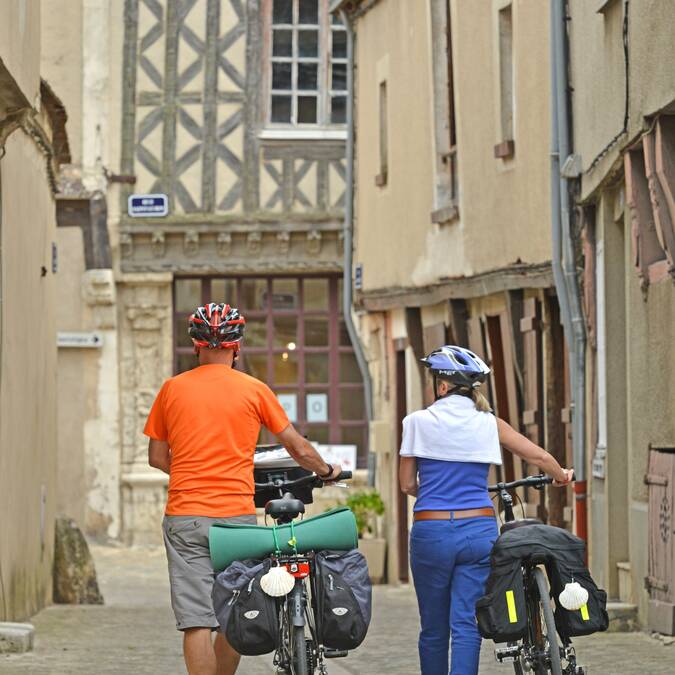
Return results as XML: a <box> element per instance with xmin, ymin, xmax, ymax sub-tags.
<box><xmin>550</xmin><ymin>0</ymin><xmax>587</xmax><ymax>542</ymax></box>
<box><xmin>340</xmin><ymin>8</ymin><xmax>375</xmax><ymax>486</ymax></box>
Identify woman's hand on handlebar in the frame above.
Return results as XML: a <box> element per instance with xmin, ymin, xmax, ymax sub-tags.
<box><xmin>553</xmin><ymin>468</ymin><xmax>575</xmax><ymax>487</ymax></box>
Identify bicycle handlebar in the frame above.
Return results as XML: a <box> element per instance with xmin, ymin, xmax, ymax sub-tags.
<box><xmin>488</xmin><ymin>472</ymin><xmax>575</xmax><ymax>492</ymax></box>
<box><xmin>254</xmin><ymin>470</ymin><xmax>352</xmax><ymax>492</ymax></box>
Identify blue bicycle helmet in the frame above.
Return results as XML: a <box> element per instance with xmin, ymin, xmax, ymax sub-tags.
<box><xmin>421</xmin><ymin>345</ymin><xmax>491</xmax><ymax>389</ymax></box>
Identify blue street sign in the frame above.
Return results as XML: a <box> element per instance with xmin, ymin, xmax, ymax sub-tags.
<box><xmin>128</xmin><ymin>193</ymin><xmax>169</xmax><ymax>217</ymax></box>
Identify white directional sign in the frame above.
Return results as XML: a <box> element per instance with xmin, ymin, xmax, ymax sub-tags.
<box><xmin>57</xmin><ymin>332</ymin><xmax>104</xmax><ymax>348</ymax></box>
<box><xmin>128</xmin><ymin>193</ymin><xmax>169</xmax><ymax>217</ymax></box>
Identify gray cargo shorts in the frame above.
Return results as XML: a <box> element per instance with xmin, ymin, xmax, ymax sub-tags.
<box><xmin>162</xmin><ymin>514</ymin><xmax>257</xmax><ymax>631</ymax></box>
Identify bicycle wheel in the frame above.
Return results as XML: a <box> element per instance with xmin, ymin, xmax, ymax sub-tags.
<box><xmin>533</xmin><ymin>567</ymin><xmax>562</xmax><ymax>675</ymax></box>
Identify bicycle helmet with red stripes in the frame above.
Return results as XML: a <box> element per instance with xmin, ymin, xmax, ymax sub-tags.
<box><xmin>188</xmin><ymin>303</ymin><xmax>245</xmax><ymax>351</ymax></box>
<box><xmin>421</xmin><ymin>345</ymin><xmax>490</xmax><ymax>389</ymax></box>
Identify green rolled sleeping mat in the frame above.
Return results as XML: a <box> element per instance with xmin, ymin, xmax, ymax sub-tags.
<box><xmin>209</xmin><ymin>507</ymin><xmax>358</xmax><ymax>572</ymax></box>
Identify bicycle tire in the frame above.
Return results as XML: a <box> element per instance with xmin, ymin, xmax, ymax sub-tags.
<box><xmin>291</xmin><ymin>624</ymin><xmax>308</xmax><ymax>675</ymax></box>
<box><xmin>533</xmin><ymin>567</ymin><xmax>563</xmax><ymax>675</ymax></box>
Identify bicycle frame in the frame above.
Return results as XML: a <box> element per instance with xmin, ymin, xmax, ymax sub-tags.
<box><xmin>489</xmin><ymin>475</ymin><xmax>583</xmax><ymax>675</ymax></box>
<box><xmin>255</xmin><ymin>468</ymin><xmax>352</xmax><ymax>675</ymax></box>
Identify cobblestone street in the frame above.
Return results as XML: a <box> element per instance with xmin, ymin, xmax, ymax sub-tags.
<box><xmin>1</xmin><ymin>545</ymin><xmax>674</xmax><ymax>675</ymax></box>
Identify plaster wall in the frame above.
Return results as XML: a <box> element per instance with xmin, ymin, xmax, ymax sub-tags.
<box><xmin>353</xmin><ymin>0</ymin><xmax>551</xmax><ymax>294</ymax></box>
<box><xmin>0</xmin><ymin>131</ymin><xmax>57</xmax><ymax>621</ymax></box>
<box><xmin>55</xmin><ymin>226</ymin><xmax>92</xmax><ymax>527</ymax></box>
<box><xmin>589</xmin><ymin>193</ymin><xmax>629</xmax><ymax>597</ymax></box>
<box><xmin>569</xmin><ymin>0</ymin><xmax>675</xmax><ymax>197</ymax></box>
<box><xmin>352</xmin><ymin>0</ymin><xmax>437</xmax><ymax>292</ymax></box>
<box><xmin>453</xmin><ymin>0</ymin><xmax>551</xmax><ymax>277</ymax></box>
<box><xmin>40</xmin><ymin>0</ymin><xmax>84</xmax><ymax>163</ymax></box>
<box><xmin>0</xmin><ymin>0</ymin><xmax>41</xmax><ymax>105</ymax></box>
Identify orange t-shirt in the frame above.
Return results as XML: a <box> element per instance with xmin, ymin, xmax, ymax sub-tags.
<box><xmin>143</xmin><ymin>364</ymin><xmax>290</xmax><ymax>517</ymax></box>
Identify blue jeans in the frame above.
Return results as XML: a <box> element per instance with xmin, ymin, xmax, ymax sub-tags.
<box><xmin>410</xmin><ymin>516</ymin><xmax>498</xmax><ymax>675</ymax></box>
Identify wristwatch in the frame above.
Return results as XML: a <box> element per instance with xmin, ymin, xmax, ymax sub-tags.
<box><xmin>318</xmin><ymin>463</ymin><xmax>334</xmax><ymax>480</ymax></box>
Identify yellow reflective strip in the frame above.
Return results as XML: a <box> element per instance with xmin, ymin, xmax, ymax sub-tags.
<box><xmin>580</xmin><ymin>604</ymin><xmax>590</xmax><ymax>621</ymax></box>
<box><xmin>506</xmin><ymin>590</ymin><xmax>518</xmax><ymax>623</ymax></box>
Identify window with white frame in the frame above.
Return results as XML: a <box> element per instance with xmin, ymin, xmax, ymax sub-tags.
<box><xmin>269</xmin><ymin>0</ymin><xmax>347</xmax><ymax>126</ymax></box>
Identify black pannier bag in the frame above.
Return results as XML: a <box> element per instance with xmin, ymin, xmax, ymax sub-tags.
<box><xmin>475</xmin><ymin>523</ymin><xmax>608</xmax><ymax>642</ymax></box>
<box><xmin>549</xmin><ymin>562</ymin><xmax>608</xmax><ymax>638</ymax></box>
<box><xmin>475</xmin><ymin>559</ymin><xmax>528</xmax><ymax>642</ymax></box>
<box><xmin>212</xmin><ymin>558</ymin><xmax>279</xmax><ymax>656</ymax></box>
<box><xmin>315</xmin><ymin>550</ymin><xmax>372</xmax><ymax>650</ymax></box>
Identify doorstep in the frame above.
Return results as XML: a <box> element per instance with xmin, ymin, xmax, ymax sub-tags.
<box><xmin>0</xmin><ymin>623</ymin><xmax>34</xmax><ymax>654</ymax></box>
<box><xmin>606</xmin><ymin>602</ymin><xmax>639</xmax><ymax>632</ymax></box>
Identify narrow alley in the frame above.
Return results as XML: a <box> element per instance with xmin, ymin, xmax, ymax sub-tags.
<box><xmin>1</xmin><ymin>546</ymin><xmax>674</xmax><ymax>675</ymax></box>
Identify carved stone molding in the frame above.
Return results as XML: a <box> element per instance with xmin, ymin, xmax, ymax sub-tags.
<box><xmin>82</xmin><ymin>268</ymin><xmax>117</xmax><ymax>329</ymax></box>
<box><xmin>151</xmin><ymin>231</ymin><xmax>166</xmax><ymax>258</ymax></box>
<box><xmin>247</xmin><ymin>231</ymin><xmax>262</xmax><ymax>255</ymax></box>
<box><xmin>277</xmin><ymin>231</ymin><xmax>290</xmax><ymax>255</ymax></box>
<box><xmin>82</xmin><ymin>269</ymin><xmax>116</xmax><ymax>306</ymax></box>
<box><xmin>120</xmin><ymin>232</ymin><xmax>133</xmax><ymax>258</ymax></box>
<box><xmin>217</xmin><ymin>232</ymin><xmax>232</xmax><ymax>256</ymax></box>
<box><xmin>184</xmin><ymin>230</ymin><xmax>200</xmax><ymax>256</ymax></box>
<box><xmin>306</xmin><ymin>230</ymin><xmax>322</xmax><ymax>255</ymax></box>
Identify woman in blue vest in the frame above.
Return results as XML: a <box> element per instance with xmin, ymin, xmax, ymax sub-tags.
<box><xmin>400</xmin><ymin>345</ymin><xmax>573</xmax><ymax>675</ymax></box>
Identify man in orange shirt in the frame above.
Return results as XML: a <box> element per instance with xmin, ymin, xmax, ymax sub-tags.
<box><xmin>144</xmin><ymin>302</ymin><xmax>342</xmax><ymax>675</ymax></box>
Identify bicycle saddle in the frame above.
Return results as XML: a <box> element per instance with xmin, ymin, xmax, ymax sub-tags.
<box><xmin>500</xmin><ymin>518</ymin><xmax>542</xmax><ymax>534</ymax></box>
<box><xmin>265</xmin><ymin>497</ymin><xmax>306</xmax><ymax>520</ymax></box>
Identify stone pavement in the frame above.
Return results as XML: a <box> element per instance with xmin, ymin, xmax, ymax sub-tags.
<box><xmin>1</xmin><ymin>545</ymin><xmax>674</xmax><ymax>674</ymax></box>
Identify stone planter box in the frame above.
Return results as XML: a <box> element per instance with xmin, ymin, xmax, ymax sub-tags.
<box><xmin>359</xmin><ymin>537</ymin><xmax>387</xmax><ymax>584</ymax></box>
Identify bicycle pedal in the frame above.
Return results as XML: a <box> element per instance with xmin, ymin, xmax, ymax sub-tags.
<box><xmin>494</xmin><ymin>645</ymin><xmax>520</xmax><ymax>663</ymax></box>
<box><xmin>324</xmin><ymin>649</ymin><xmax>348</xmax><ymax>659</ymax></box>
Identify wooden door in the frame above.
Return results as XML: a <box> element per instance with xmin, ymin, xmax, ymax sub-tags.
<box><xmin>646</xmin><ymin>449</ymin><xmax>675</xmax><ymax>606</ymax></box>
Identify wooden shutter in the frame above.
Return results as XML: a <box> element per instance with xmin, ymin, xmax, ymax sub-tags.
<box><xmin>654</xmin><ymin>115</ymin><xmax>675</xmax><ymax>275</ymax></box>
<box><xmin>423</xmin><ymin>322</ymin><xmax>447</xmax><ymax>405</ymax></box>
<box><xmin>646</xmin><ymin>447</ymin><xmax>675</xmax><ymax>625</ymax></box>
<box><xmin>624</xmin><ymin>147</ymin><xmax>668</xmax><ymax>286</ymax></box>
<box><xmin>521</xmin><ymin>298</ymin><xmax>544</xmax><ymax>519</ymax></box>
<box><xmin>643</xmin><ymin>130</ymin><xmax>675</xmax><ymax>276</ymax></box>
<box><xmin>486</xmin><ymin>314</ymin><xmax>523</xmax><ymax>485</ymax></box>
<box><xmin>448</xmin><ymin>299</ymin><xmax>469</xmax><ymax>346</ymax></box>
<box><xmin>545</xmin><ymin>294</ymin><xmax>570</xmax><ymax>528</ymax></box>
<box><xmin>466</xmin><ymin>314</ymin><xmax>501</xmax><ymax>486</ymax></box>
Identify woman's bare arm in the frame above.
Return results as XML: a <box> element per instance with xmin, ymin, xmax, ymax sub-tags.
<box><xmin>399</xmin><ymin>456</ymin><xmax>418</xmax><ymax>496</ymax></box>
<box><xmin>497</xmin><ymin>418</ymin><xmax>572</xmax><ymax>485</ymax></box>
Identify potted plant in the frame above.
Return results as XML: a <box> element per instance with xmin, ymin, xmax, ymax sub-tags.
<box><xmin>343</xmin><ymin>491</ymin><xmax>387</xmax><ymax>584</ymax></box>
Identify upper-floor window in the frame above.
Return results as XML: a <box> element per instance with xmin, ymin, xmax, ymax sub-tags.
<box><xmin>268</xmin><ymin>0</ymin><xmax>347</xmax><ymax>127</ymax></box>
<box><xmin>430</xmin><ymin>0</ymin><xmax>459</xmax><ymax>223</ymax></box>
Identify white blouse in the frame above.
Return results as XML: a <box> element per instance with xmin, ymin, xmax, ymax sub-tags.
<box><xmin>399</xmin><ymin>394</ymin><xmax>503</xmax><ymax>465</ymax></box>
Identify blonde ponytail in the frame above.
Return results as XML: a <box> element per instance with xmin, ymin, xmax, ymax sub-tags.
<box><xmin>471</xmin><ymin>387</ymin><xmax>492</xmax><ymax>413</ymax></box>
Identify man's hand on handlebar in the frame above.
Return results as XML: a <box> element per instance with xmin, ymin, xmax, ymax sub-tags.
<box><xmin>323</xmin><ymin>464</ymin><xmax>345</xmax><ymax>483</ymax></box>
<box><xmin>553</xmin><ymin>468</ymin><xmax>575</xmax><ymax>487</ymax></box>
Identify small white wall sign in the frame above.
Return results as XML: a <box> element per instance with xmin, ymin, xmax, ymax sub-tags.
<box><xmin>57</xmin><ymin>331</ymin><xmax>104</xmax><ymax>348</ymax></box>
<box><xmin>277</xmin><ymin>393</ymin><xmax>298</xmax><ymax>423</ymax></box>
<box><xmin>318</xmin><ymin>445</ymin><xmax>358</xmax><ymax>472</ymax></box>
<box><xmin>306</xmin><ymin>393</ymin><xmax>328</xmax><ymax>423</ymax></box>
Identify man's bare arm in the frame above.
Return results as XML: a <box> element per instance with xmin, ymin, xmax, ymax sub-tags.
<box><xmin>275</xmin><ymin>424</ymin><xmax>342</xmax><ymax>480</ymax></box>
<box><xmin>148</xmin><ymin>439</ymin><xmax>171</xmax><ymax>474</ymax></box>
<box><xmin>399</xmin><ymin>456</ymin><xmax>418</xmax><ymax>496</ymax></box>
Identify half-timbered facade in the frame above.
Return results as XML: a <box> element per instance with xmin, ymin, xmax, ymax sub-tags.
<box><xmin>116</xmin><ymin>0</ymin><xmax>363</xmax><ymax>544</ymax></box>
